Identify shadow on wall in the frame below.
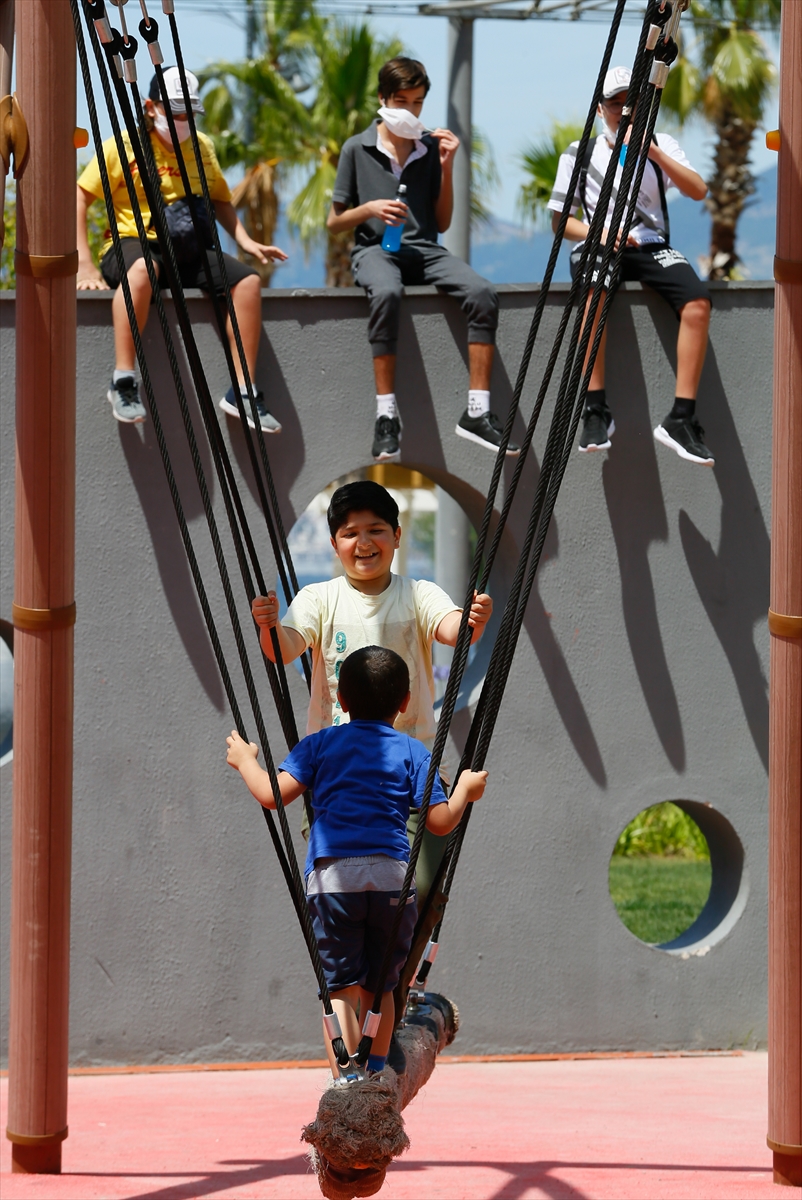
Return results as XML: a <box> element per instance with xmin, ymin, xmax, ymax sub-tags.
<box><xmin>117</xmin><ymin>369</ymin><xmax>225</xmax><ymax>712</ymax></box>
<box><xmin>477</xmin><ymin>360</ymin><xmax>609</xmax><ymax>790</ymax></box>
<box><xmin>602</xmin><ymin>304</ymin><xmax>769</xmax><ymax>774</ymax></box>
<box><xmin>225</xmin><ymin>325</ymin><xmax>307</xmax><ymax>529</ymax></box>
<box><xmin>426</xmin><ymin>303</ymin><xmax>608</xmax><ymax>788</ymax></box>
<box><xmin>602</xmin><ymin>304</ymin><xmax>685</xmax><ymax>773</ymax></box>
<box><xmin>676</xmin><ymin>341</ymin><xmax>769</xmax><ymax>772</ymax></box>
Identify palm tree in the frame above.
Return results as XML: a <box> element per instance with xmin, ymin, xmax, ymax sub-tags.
<box><xmin>661</xmin><ymin>0</ymin><xmax>780</xmax><ymax>279</ymax></box>
<box><xmin>205</xmin><ymin>12</ymin><xmax>401</xmax><ymax>287</ymax></box>
<box><xmin>284</xmin><ymin>18</ymin><xmax>402</xmax><ymax>286</ymax></box>
<box><xmin>516</xmin><ymin>120</ymin><xmax>587</xmax><ymax>228</ymax></box>
<box><xmin>201</xmin><ymin>1</ymin><xmax>317</xmax><ymax>285</ymax></box>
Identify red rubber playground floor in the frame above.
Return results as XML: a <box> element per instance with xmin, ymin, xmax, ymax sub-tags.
<box><xmin>0</xmin><ymin>1052</ymin><xmax>783</xmax><ymax>1200</ymax></box>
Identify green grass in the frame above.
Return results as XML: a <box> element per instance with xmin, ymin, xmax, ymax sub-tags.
<box><xmin>608</xmin><ymin>857</ymin><xmax>712</xmax><ymax>944</ymax></box>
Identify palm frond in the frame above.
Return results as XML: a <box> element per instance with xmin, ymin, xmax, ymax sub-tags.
<box><xmin>517</xmin><ymin>120</ymin><xmax>586</xmax><ymax>228</ymax></box>
<box><xmin>286</xmin><ymin>157</ymin><xmax>338</xmax><ymax>247</ymax></box>
<box><xmin>471</xmin><ymin>127</ymin><xmax>499</xmax><ymax>228</ymax></box>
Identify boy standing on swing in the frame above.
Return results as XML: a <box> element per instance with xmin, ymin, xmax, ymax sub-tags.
<box><xmin>251</xmin><ymin>478</ymin><xmax>493</xmax><ymax>907</ymax></box>
<box><xmin>226</xmin><ymin>646</ymin><xmax>487</xmax><ymax>1075</ymax></box>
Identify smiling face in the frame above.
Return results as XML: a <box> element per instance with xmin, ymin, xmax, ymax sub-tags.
<box><xmin>331</xmin><ymin>509</ymin><xmax>401</xmax><ymax>594</ymax></box>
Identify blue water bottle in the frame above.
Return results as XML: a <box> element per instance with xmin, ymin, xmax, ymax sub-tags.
<box><xmin>381</xmin><ymin>184</ymin><xmax>407</xmax><ymax>252</ymax></box>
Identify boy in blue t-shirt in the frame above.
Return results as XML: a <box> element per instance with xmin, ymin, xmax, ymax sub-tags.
<box><xmin>226</xmin><ymin>645</ymin><xmax>487</xmax><ymax>1076</ymax></box>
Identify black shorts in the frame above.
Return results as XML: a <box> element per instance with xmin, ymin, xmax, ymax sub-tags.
<box><xmin>570</xmin><ymin>243</ymin><xmax>711</xmax><ymax>317</ymax></box>
<box><xmin>306</xmin><ymin>887</ymin><xmax>417</xmax><ymax>994</ymax></box>
<box><xmin>100</xmin><ymin>236</ymin><xmax>258</xmax><ymax>293</ymax></box>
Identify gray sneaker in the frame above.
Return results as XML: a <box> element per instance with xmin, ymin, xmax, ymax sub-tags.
<box><xmin>219</xmin><ymin>387</ymin><xmax>281</xmax><ymax>434</ymax></box>
<box><xmin>107</xmin><ymin>375</ymin><xmax>146</xmax><ymax>423</ymax></box>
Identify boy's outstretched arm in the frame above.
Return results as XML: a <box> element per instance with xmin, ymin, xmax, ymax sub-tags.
<box><xmin>426</xmin><ymin>769</ymin><xmax>487</xmax><ymax>836</ymax></box>
<box><xmin>435</xmin><ymin>592</ymin><xmax>492</xmax><ymax>647</ymax></box>
<box><xmin>251</xmin><ymin>592</ymin><xmax>307</xmax><ymax>664</ymax></box>
<box><xmin>226</xmin><ymin>731</ymin><xmax>305</xmax><ymax>809</ymax></box>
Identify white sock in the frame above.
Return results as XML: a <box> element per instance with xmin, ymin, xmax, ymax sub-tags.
<box><xmin>113</xmin><ymin>368</ymin><xmax>135</xmax><ymax>384</ymax></box>
<box><xmin>376</xmin><ymin>393</ymin><xmax>397</xmax><ymax>420</ymax></box>
<box><xmin>468</xmin><ymin>389</ymin><xmax>490</xmax><ymax>418</ymax></box>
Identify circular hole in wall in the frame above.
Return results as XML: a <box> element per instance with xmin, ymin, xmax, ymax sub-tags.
<box><xmin>0</xmin><ymin>619</ymin><xmax>13</xmax><ymax>766</ymax></box>
<box><xmin>609</xmin><ymin>801</ymin><xmax>748</xmax><ymax>955</ymax></box>
<box><xmin>279</xmin><ymin>465</ymin><xmax>503</xmax><ymax>710</ymax></box>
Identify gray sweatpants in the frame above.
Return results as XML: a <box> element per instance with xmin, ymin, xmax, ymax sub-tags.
<box><xmin>352</xmin><ymin>242</ymin><xmax>499</xmax><ymax>358</ymax></box>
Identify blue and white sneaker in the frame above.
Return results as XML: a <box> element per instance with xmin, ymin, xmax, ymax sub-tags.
<box><xmin>219</xmin><ymin>387</ymin><xmax>281</xmax><ymax>434</ymax></box>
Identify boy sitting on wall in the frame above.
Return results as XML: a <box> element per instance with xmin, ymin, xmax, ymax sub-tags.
<box><xmin>226</xmin><ymin>645</ymin><xmax>487</xmax><ymax>1075</ymax></box>
<box><xmin>327</xmin><ymin>56</ymin><xmax>520</xmax><ymax>463</ymax></box>
<box><xmin>548</xmin><ymin>65</ymin><xmax>714</xmax><ymax>465</ymax></box>
<box><xmin>77</xmin><ymin>67</ymin><xmax>287</xmax><ymax>432</ymax></box>
<box><xmin>250</xmin><ymin>479</ymin><xmax>493</xmax><ymax>910</ymax></box>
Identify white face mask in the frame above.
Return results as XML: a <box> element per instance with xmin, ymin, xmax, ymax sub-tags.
<box><xmin>153</xmin><ymin>109</ymin><xmax>191</xmax><ymax>144</ymax></box>
<box><xmin>378</xmin><ymin>105</ymin><xmax>427</xmax><ymax>141</ymax></box>
<box><xmin>601</xmin><ymin>117</ymin><xmax>618</xmax><ymax>145</ymax></box>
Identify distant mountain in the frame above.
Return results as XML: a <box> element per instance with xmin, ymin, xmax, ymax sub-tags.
<box><xmin>263</xmin><ymin>163</ymin><xmax>778</xmax><ymax>289</ymax></box>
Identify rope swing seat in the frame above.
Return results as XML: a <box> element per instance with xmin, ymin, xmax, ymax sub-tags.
<box><xmin>72</xmin><ymin>0</ymin><xmax>688</xmax><ymax>1194</ymax></box>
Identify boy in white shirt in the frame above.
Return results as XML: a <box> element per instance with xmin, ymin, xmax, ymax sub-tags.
<box><xmin>251</xmin><ymin>479</ymin><xmax>493</xmax><ymax>903</ymax></box>
<box><xmin>548</xmin><ymin>65</ymin><xmax>714</xmax><ymax>466</ymax></box>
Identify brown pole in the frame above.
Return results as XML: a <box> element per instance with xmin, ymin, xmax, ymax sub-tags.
<box><xmin>6</xmin><ymin>0</ymin><xmax>76</xmax><ymax>1176</ymax></box>
<box><xmin>767</xmin><ymin>0</ymin><xmax>802</xmax><ymax>1189</ymax></box>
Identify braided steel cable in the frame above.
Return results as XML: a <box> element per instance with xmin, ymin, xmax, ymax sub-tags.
<box><xmin>157</xmin><ymin>13</ymin><xmax>314</xmax><ymax>687</ymax></box>
<box><xmin>75</xmin><ymin>0</ymin><xmax>350</xmax><ymax>1065</ymax></box>
<box><xmin>120</xmin><ymin>74</ymin><xmax>304</xmax><ymax>758</ymax></box>
<box><xmin>353</xmin><ymin>0</ymin><xmax>666</xmax><ymax>1059</ymax></box>
<box><xmin>415</xmin><ymin>3</ymin><xmax>682</xmax><ymax>984</ymax></box>
<box><xmin>107</xmin><ymin>67</ymin><xmax>306</xmax><ymax>794</ymax></box>
<box><xmin>71</xmin><ymin>0</ymin><xmax>302</xmax><ymax>913</ymax></box>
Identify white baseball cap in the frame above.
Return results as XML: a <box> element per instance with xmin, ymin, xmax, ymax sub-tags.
<box><xmin>602</xmin><ymin>66</ymin><xmax>632</xmax><ymax>100</ymax></box>
<box><xmin>149</xmin><ymin>66</ymin><xmax>205</xmax><ymax>115</ymax></box>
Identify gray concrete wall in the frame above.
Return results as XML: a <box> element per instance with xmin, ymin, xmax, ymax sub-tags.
<box><xmin>0</xmin><ymin>281</ymin><xmax>772</xmax><ymax>1064</ymax></box>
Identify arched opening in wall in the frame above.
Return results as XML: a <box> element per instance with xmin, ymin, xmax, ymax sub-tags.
<box><xmin>280</xmin><ymin>465</ymin><xmax>500</xmax><ymax>709</ymax></box>
<box><xmin>0</xmin><ymin>619</ymin><xmax>13</xmax><ymax>767</ymax></box>
<box><xmin>608</xmin><ymin>801</ymin><xmax>748</xmax><ymax>955</ymax></box>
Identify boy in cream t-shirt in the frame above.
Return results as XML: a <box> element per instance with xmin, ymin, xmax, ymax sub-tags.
<box><xmin>251</xmin><ymin>479</ymin><xmax>493</xmax><ymax>900</ymax></box>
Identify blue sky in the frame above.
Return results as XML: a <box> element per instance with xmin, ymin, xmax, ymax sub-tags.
<box><xmin>74</xmin><ymin>3</ymin><xmax>780</xmax><ymax>225</ymax></box>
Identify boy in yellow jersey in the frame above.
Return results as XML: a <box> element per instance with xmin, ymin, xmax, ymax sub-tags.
<box><xmin>76</xmin><ymin>67</ymin><xmax>287</xmax><ymax>431</ymax></box>
<box><xmin>252</xmin><ymin>479</ymin><xmax>493</xmax><ymax>906</ymax></box>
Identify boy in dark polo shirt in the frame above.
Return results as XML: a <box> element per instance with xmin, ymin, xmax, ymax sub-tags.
<box><xmin>327</xmin><ymin>57</ymin><xmax>519</xmax><ymax>462</ymax></box>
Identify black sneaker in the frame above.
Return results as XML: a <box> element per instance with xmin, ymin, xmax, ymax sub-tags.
<box><xmin>455</xmin><ymin>410</ymin><xmax>520</xmax><ymax>456</ymax></box>
<box><xmin>578</xmin><ymin>404</ymin><xmax>614</xmax><ymax>452</ymax></box>
<box><xmin>654</xmin><ymin>414</ymin><xmax>714</xmax><ymax>465</ymax></box>
<box><xmin>219</xmin><ymin>387</ymin><xmax>281</xmax><ymax>434</ymax></box>
<box><xmin>372</xmin><ymin>415</ymin><xmax>401</xmax><ymax>462</ymax></box>
<box><xmin>107</xmin><ymin>375</ymin><xmax>146</xmax><ymax>423</ymax></box>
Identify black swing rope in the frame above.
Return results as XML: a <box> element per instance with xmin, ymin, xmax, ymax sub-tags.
<box><xmin>357</xmin><ymin>0</ymin><xmax>685</xmax><ymax>1046</ymax></box>
<box><xmin>72</xmin><ymin>0</ymin><xmax>353</xmax><ymax>1070</ymax></box>
<box><xmin>414</xmin><ymin>0</ymin><xmax>686</xmax><ymax>991</ymax></box>
<box><xmin>74</xmin><ymin>0</ymin><xmax>684</xmax><ymax>1073</ymax></box>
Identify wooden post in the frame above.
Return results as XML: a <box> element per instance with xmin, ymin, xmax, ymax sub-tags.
<box><xmin>6</xmin><ymin>0</ymin><xmax>76</xmax><ymax>1175</ymax></box>
<box><xmin>767</xmin><ymin>0</ymin><xmax>802</xmax><ymax>1188</ymax></box>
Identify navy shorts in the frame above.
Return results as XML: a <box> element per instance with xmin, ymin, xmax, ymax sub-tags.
<box><xmin>100</xmin><ymin>236</ymin><xmax>258</xmax><ymax>294</ymax></box>
<box><xmin>306</xmin><ymin>885</ymin><xmax>417</xmax><ymax>995</ymax></box>
<box><xmin>570</xmin><ymin>242</ymin><xmax>711</xmax><ymax>317</ymax></box>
